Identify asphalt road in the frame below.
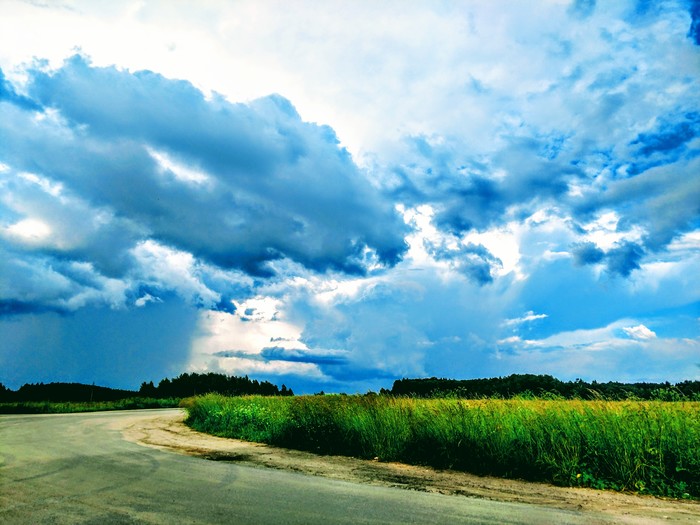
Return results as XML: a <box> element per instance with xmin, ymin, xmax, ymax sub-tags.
<box><xmin>0</xmin><ymin>409</ymin><xmax>610</xmax><ymax>524</ymax></box>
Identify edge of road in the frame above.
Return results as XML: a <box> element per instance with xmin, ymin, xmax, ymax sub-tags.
<box><xmin>115</xmin><ymin>408</ymin><xmax>700</xmax><ymax>525</ymax></box>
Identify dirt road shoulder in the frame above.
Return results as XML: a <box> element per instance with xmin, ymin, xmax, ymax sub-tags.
<box><xmin>119</xmin><ymin>409</ymin><xmax>700</xmax><ymax>524</ymax></box>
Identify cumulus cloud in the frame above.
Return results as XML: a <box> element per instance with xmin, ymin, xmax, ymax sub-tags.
<box><xmin>388</xmin><ymin>135</ymin><xmax>581</xmax><ymax>238</ymax></box>
<box><xmin>0</xmin><ymin>55</ymin><xmax>409</xmax><ymax>316</ymax></box>
<box><xmin>0</xmin><ymin>245</ymin><xmax>130</xmax><ymax>315</ymax></box>
<box><xmin>424</xmin><ymin>238</ymin><xmax>502</xmax><ymax>285</ymax></box>
<box><xmin>623</xmin><ymin>324</ymin><xmax>657</xmax><ymax>340</ymax></box>
<box><xmin>1</xmin><ymin>1</ymin><xmax>698</xmax><ymax>390</ymax></box>
<box><xmin>377</xmin><ymin>1</ymin><xmax>699</xmax><ymax>279</ymax></box>
<box><xmin>129</xmin><ymin>240</ymin><xmax>245</xmax><ymax>314</ymax></box>
<box><xmin>20</xmin><ymin>56</ymin><xmax>406</xmax><ymax>273</ymax></box>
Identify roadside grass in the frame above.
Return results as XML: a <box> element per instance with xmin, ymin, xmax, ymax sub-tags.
<box><xmin>0</xmin><ymin>397</ymin><xmax>181</xmax><ymax>414</ymax></box>
<box><xmin>185</xmin><ymin>394</ymin><xmax>700</xmax><ymax>499</ymax></box>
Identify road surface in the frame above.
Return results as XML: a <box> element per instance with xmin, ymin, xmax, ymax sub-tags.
<box><xmin>0</xmin><ymin>410</ymin><xmax>634</xmax><ymax>524</ymax></box>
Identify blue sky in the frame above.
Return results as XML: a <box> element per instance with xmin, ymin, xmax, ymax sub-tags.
<box><xmin>0</xmin><ymin>0</ymin><xmax>698</xmax><ymax>392</ymax></box>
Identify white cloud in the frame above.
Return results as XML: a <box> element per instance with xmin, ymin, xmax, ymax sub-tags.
<box><xmin>4</xmin><ymin>218</ymin><xmax>52</xmax><ymax>243</ymax></box>
<box><xmin>501</xmin><ymin>319</ymin><xmax>665</xmax><ymax>355</ymax></box>
<box><xmin>581</xmin><ymin>211</ymin><xmax>645</xmax><ymax>251</ymax></box>
<box><xmin>18</xmin><ymin>171</ymin><xmax>64</xmax><ymax>197</ymax></box>
<box><xmin>1</xmin><ymin>0</ymin><xmax>698</xmax><ymax>391</ymax></box>
<box><xmin>464</xmin><ymin>227</ymin><xmax>521</xmax><ymax>279</ymax></box>
<box><xmin>198</xmin><ymin>355</ymin><xmax>329</xmax><ymax>380</ymax></box>
<box><xmin>668</xmin><ymin>230</ymin><xmax>700</xmax><ymax>252</ymax></box>
<box><xmin>504</xmin><ymin>311</ymin><xmax>548</xmax><ymax>327</ymax></box>
<box><xmin>188</xmin><ymin>308</ymin><xmax>315</xmax><ymax>377</ymax></box>
<box><xmin>134</xmin><ymin>293</ymin><xmax>162</xmax><ymax>308</ymax></box>
<box><xmin>130</xmin><ymin>240</ymin><xmax>221</xmax><ymax>308</ymax></box>
<box><xmin>498</xmin><ymin>335</ymin><xmax>526</xmax><ymax>345</ymax></box>
<box><xmin>500</xmin><ymin>335</ymin><xmax>700</xmax><ymax>383</ymax></box>
<box><xmin>623</xmin><ymin>324</ymin><xmax>657</xmax><ymax>340</ymax></box>
<box><xmin>147</xmin><ymin>147</ymin><xmax>212</xmax><ymax>186</ymax></box>
<box><xmin>234</xmin><ymin>296</ymin><xmax>282</xmax><ymax>322</ymax></box>
<box><xmin>514</xmin><ymin>319</ymin><xmax>638</xmax><ymax>350</ymax></box>
<box><xmin>2</xmin><ymin>2</ymin><xmax>695</xmax><ymax>165</ymax></box>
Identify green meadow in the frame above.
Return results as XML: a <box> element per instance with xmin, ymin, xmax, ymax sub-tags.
<box><xmin>185</xmin><ymin>394</ymin><xmax>700</xmax><ymax>499</ymax></box>
<box><xmin>0</xmin><ymin>397</ymin><xmax>180</xmax><ymax>414</ymax></box>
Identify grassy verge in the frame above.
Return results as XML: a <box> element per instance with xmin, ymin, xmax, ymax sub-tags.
<box><xmin>0</xmin><ymin>397</ymin><xmax>181</xmax><ymax>414</ymax></box>
<box><xmin>185</xmin><ymin>394</ymin><xmax>700</xmax><ymax>499</ymax></box>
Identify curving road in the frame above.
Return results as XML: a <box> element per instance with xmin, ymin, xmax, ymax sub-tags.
<box><xmin>0</xmin><ymin>409</ymin><xmax>611</xmax><ymax>524</ymax></box>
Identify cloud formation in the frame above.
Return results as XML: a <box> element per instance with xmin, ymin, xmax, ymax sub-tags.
<box><xmin>0</xmin><ymin>1</ymin><xmax>698</xmax><ymax>391</ymax></box>
<box><xmin>424</xmin><ymin>238</ymin><xmax>502</xmax><ymax>285</ymax></box>
<box><xmin>0</xmin><ymin>55</ymin><xmax>408</xmax><ymax>316</ymax></box>
<box><xmin>215</xmin><ymin>347</ymin><xmax>349</xmax><ymax>366</ymax></box>
<box><xmin>376</xmin><ymin>1</ymin><xmax>700</xmax><ymax>279</ymax></box>
<box><xmin>623</xmin><ymin>324</ymin><xmax>657</xmax><ymax>340</ymax></box>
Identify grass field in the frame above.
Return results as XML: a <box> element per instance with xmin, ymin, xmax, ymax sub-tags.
<box><xmin>185</xmin><ymin>394</ymin><xmax>700</xmax><ymax>499</ymax></box>
<box><xmin>0</xmin><ymin>397</ymin><xmax>181</xmax><ymax>414</ymax></box>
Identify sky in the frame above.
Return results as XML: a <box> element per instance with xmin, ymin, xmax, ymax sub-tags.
<box><xmin>0</xmin><ymin>0</ymin><xmax>699</xmax><ymax>393</ymax></box>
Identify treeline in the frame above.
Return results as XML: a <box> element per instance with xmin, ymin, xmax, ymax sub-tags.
<box><xmin>0</xmin><ymin>372</ymin><xmax>293</xmax><ymax>403</ymax></box>
<box><xmin>0</xmin><ymin>382</ymin><xmax>138</xmax><ymax>403</ymax></box>
<box><xmin>138</xmin><ymin>372</ymin><xmax>293</xmax><ymax>398</ymax></box>
<box><xmin>388</xmin><ymin>374</ymin><xmax>700</xmax><ymax>401</ymax></box>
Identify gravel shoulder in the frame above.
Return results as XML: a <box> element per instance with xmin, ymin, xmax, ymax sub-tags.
<box><xmin>119</xmin><ymin>409</ymin><xmax>700</xmax><ymax>525</ymax></box>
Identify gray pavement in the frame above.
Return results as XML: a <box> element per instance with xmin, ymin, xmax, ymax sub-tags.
<box><xmin>0</xmin><ymin>409</ymin><xmax>610</xmax><ymax>524</ymax></box>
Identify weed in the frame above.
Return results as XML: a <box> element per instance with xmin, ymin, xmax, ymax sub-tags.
<box><xmin>185</xmin><ymin>395</ymin><xmax>700</xmax><ymax>499</ymax></box>
<box><xmin>0</xmin><ymin>397</ymin><xmax>180</xmax><ymax>414</ymax></box>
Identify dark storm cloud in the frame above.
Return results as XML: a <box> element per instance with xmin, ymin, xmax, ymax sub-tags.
<box><xmin>0</xmin><ymin>244</ymin><xmax>130</xmax><ymax>316</ymax></box>
<box><xmin>392</xmin><ymin>135</ymin><xmax>581</xmax><ymax>238</ymax></box>
<box><xmin>621</xmin><ymin>111</ymin><xmax>700</xmax><ymax>200</ymax></box>
<box><xmin>0</xmin><ymin>167</ymin><xmax>144</xmax><ymax>278</ymax></box>
<box><xmin>388</xmin><ymin>83</ymin><xmax>697</xmax><ymax>276</ymax></box>
<box><xmin>690</xmin><ymin>0</ymin><xmax>700</xmax><ymax>44</ymax></box>
<box><xmin>630</xmin><ymin>112</ymin><xmax>699</xmax><ymax>159</ymax></box>
<box><xmin>371</xmin><ymin>0</ymin><xmax>698</xmax><ymax>281</ymax></box>
<box><xmin>0</xmin><ymin>298</ymin><xmax>198</xmax><ymax>389</ymax></box>
<box><xmin>3</xmin><ymin>0</ymin><xmax>698</xmax><ymax>394</ymax></box>
<box><xmin>424</xmin><ymin>239</ymin><xmax>502</xmax><ymax>285</ymax></box>
<box><xmin>0</xmin><ymin>299</ymin><xmax>50</xmax><ymax>316</ymax></box>
<box><xmin>572</xmin><ymin>239</ymin><xmax>647</xmax><ymax>277</ymax></box>
<box><xmin>0</xmin><ymin>56</ymin><xmax>410</xmax><ymax>316</ymax></box>
<box><xmin>572</xmin><ymin>242</ymin><xmax>606</xmax><ymax>265</ymax></box>
<box><xmin>213</xmin><ymin>296</ymin><xmax>237</xmax><ymax>315</ymax></box>
<box><xmin>213</xmin><ymin>347</ymin><xmax>348</xmax><ymax>365</ymax></box>
<box><xmin>260</xmin><ymin>346</ymin><xmax>348</xmax><ymax>365</ymax></box>
<box><xmin>432</xmin><ymin>175</ymin><xmax>504</xmax><ymax>235</ymax></box>
<box><xmin>1</xmin><ymin>56</ymin><xmax>407</xmax><ymax>280</ymax></box>
<box><xmin>605</xmin><ymin>241</ymin><xmax>645</xmax><ymax>277</ymax></box>
<box><xmin>576</xmin><ymin>157</ymin><xmax>700</xmax><ymax>252</ymax></box>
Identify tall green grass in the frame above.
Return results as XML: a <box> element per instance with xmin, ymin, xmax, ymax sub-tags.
<box><xmin>0</xmin><ymin>397</ymin><xmax>181</xmax><ymax>414</ymax></box>
<box><xmin>185</xmin><ymin>394</ymin><xmax>700</xmax><ymax>499</ymax></box>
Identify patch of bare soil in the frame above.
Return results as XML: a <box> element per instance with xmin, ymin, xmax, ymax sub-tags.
<box><xmin>119</xmin><ymin>410</ymin><xmax>699</xmax><ymax>524</ymax></box>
